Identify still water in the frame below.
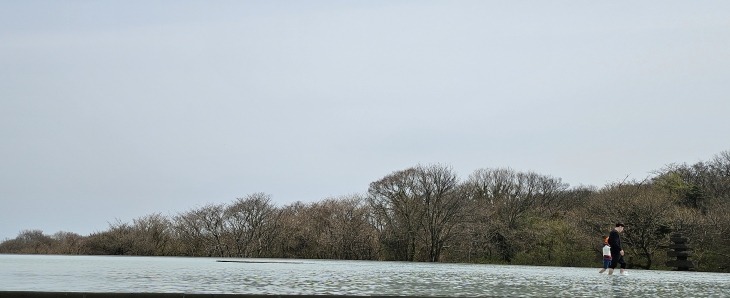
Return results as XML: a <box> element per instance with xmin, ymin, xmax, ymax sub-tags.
<box><xmin>1</xmin><ymin>254</ymin><xmax>730</xmax><ymax>297</ymax></box>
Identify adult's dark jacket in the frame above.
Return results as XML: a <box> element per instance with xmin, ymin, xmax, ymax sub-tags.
<box><xmin>608</xmin><ymin>229</ymin><xmax>622</xmax><ymax>254</ymax></box>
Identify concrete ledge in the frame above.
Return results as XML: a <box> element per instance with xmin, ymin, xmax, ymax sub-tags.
<box><xmin>0</xmin><ymin>292</ymin><xmax>416</xmax><ymax>298</ymax></box>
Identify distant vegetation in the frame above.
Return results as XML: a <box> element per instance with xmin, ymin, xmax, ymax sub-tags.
<box><xmin>3</xmin><ymin>151</ymin><xmax>730</xmax><ymax>272</ymax></box>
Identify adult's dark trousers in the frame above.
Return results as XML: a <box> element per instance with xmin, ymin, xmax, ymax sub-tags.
<box><xmin>610</xmin><ymin>252</ymin><xmax>626</xmax><ymax>269</ymax></box>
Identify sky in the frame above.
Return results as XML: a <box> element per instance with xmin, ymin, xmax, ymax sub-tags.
<box><xmin>1</xmin><ymin>0</ymin><xmax>729</xmax><ymax>241</ymax></box>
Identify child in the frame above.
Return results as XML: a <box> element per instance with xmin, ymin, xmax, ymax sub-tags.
<box><xmin>598</xmin><ymin>237</ymin><xmax>611</xmax><ymax>274</ymax></box>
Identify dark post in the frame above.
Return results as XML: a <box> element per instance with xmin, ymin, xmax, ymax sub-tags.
<box><xmin>665</xmin><ymin>233</ymin><xmax>697</xmax><ymax>271</ymax></box>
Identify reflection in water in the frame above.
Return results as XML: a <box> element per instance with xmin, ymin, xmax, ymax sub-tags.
<box><xmin>1</xmin><ymin>255</ymin><xmax>729</xmax><ymax>297</ymax></box>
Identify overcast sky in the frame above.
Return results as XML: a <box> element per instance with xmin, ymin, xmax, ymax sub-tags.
<box><xmin>1</xmin><ymin>1</ymin><xmax>729</xmax><ymax>240</ymax></box>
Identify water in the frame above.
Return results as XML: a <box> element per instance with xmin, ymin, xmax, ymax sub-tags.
<box><xmin>1</xmin><ymin>254</ymin><xmax>730</xmax><ymax>297</ymax></box>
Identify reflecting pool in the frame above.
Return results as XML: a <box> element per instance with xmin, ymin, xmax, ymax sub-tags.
<box><xmin>1</xmin><ymin>254</ymin><xmax>729</xmax><ymax>297</ymax></box>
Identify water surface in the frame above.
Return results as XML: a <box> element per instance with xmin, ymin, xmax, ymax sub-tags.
<box><xmin>1</xmin><ymin>254</ymin><xmax>729</xmax><ymax>297</ymax></box>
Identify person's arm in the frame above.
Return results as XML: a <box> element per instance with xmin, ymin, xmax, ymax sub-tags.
<box><xmin>619</xmin><ymin>235</ymin><xmax>624</xmax><ymax>255</ymax></box>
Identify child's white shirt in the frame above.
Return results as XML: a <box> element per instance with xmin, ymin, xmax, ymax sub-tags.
<box><xmin>602</xmin><ymin>244</ymin><xmax>611</xmax><ymax>256</ymax></box>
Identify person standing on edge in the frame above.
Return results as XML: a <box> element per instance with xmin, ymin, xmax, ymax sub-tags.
<box><xmin>608</xmin><ymin>222</ymin><xmax>627</xmax><ymax>275</ymax></box>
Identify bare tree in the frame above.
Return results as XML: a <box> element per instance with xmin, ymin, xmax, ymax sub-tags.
<box><xmin>368</xmin><ymin>164</ymin><xmax>465</xmax><ymax>262</ymax></box>
<box><xmin>197</xmin><ymin>203</ymin><xmax>228</xmax><ymax>257</ymax></box>
<box><xmin>331</xmin><ymin>194</ymin><xmax>378</xmax><ymax>260</ymax></box>
<box><xmin>130</xmin><ymin>213</ymin><xmax>172</xmax><ymax>256</ymax></box>
<box><xmin>225</xmin><ymin>193</ymin><xmax>279</xmax><ymax>257</ymax></box>
<box><xmin>463</xmin><ymin>168</ymin><xmax>570</xmax><ymax>262</ymax></box>
<box><xmin>368</xmin><ymin>167</ymin><xmax>423</xmax><ymax>261</ymax></box>
<box><xmin>416</xmin><ymin>164</ymin><xmax>465</xmax><ymax>262</ymax></box>
<box><xmin>0</xmin><ymin>230</ymin><xmax>55</xmax><ymax>254</ymax></box>
<box><xmin>276</xmin><ymin>201</ymin><xmax>318</xmax><ymax>259</ymax></box>
<box><xmin>306</xmin><ymin>195</ymin><xmax>377</xmax><ymax>260</ymax></box>
<box><xmin>52</xmin><ymin>231</ymin><xmax>84</xmax><ymax>254</ymax></box>
<box><xmin>86</xmin><ymin>219</ymin><xmax>136</xmax><ymax>255</ymax></box>
<box><xmin>171</xmin><ymin>208</ymin><xmax>206</xmax><ymax>256</ymax></box>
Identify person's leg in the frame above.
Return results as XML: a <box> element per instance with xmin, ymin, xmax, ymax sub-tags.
<box><xmin>619</xmin><ymin>257</ymin><xmax>627</xmax><ymax>275</ymax></box>
<box><xmin>599</xmin><ymin>259</ymin><xmax>609</xmax><ymax>273</ymax></box>
<box><xmin>608</xmin><ymin>254</ymin><xmax>618</xmax><ymax>275</ymax></box>
<box><xmin>608</xmin><ymin>262</ymin><xmax>614</xmax><ymax>274</ymax></box>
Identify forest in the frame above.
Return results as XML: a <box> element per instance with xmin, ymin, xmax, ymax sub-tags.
<box><xmin>2</xmin><ymin>150</ymin><xmax>729</xmax><ymax>272</ymax></box>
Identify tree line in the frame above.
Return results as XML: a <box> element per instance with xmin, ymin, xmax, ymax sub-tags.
<box><xmin>2</xmin><ymin>151</ymin><xmax>729</xmax><ymax>272</ymax></box>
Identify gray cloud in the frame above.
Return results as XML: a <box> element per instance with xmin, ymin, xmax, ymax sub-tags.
<box><xmin>2</xmin><ymin>1</ymin><xmax>729</xmax><ymax>240</ymax></box>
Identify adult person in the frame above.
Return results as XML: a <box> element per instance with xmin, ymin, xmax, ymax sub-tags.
<box><xmin>608</xmin><ymin>222</ymin><xmax>627</xmax><ymax>275</ymax></box>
